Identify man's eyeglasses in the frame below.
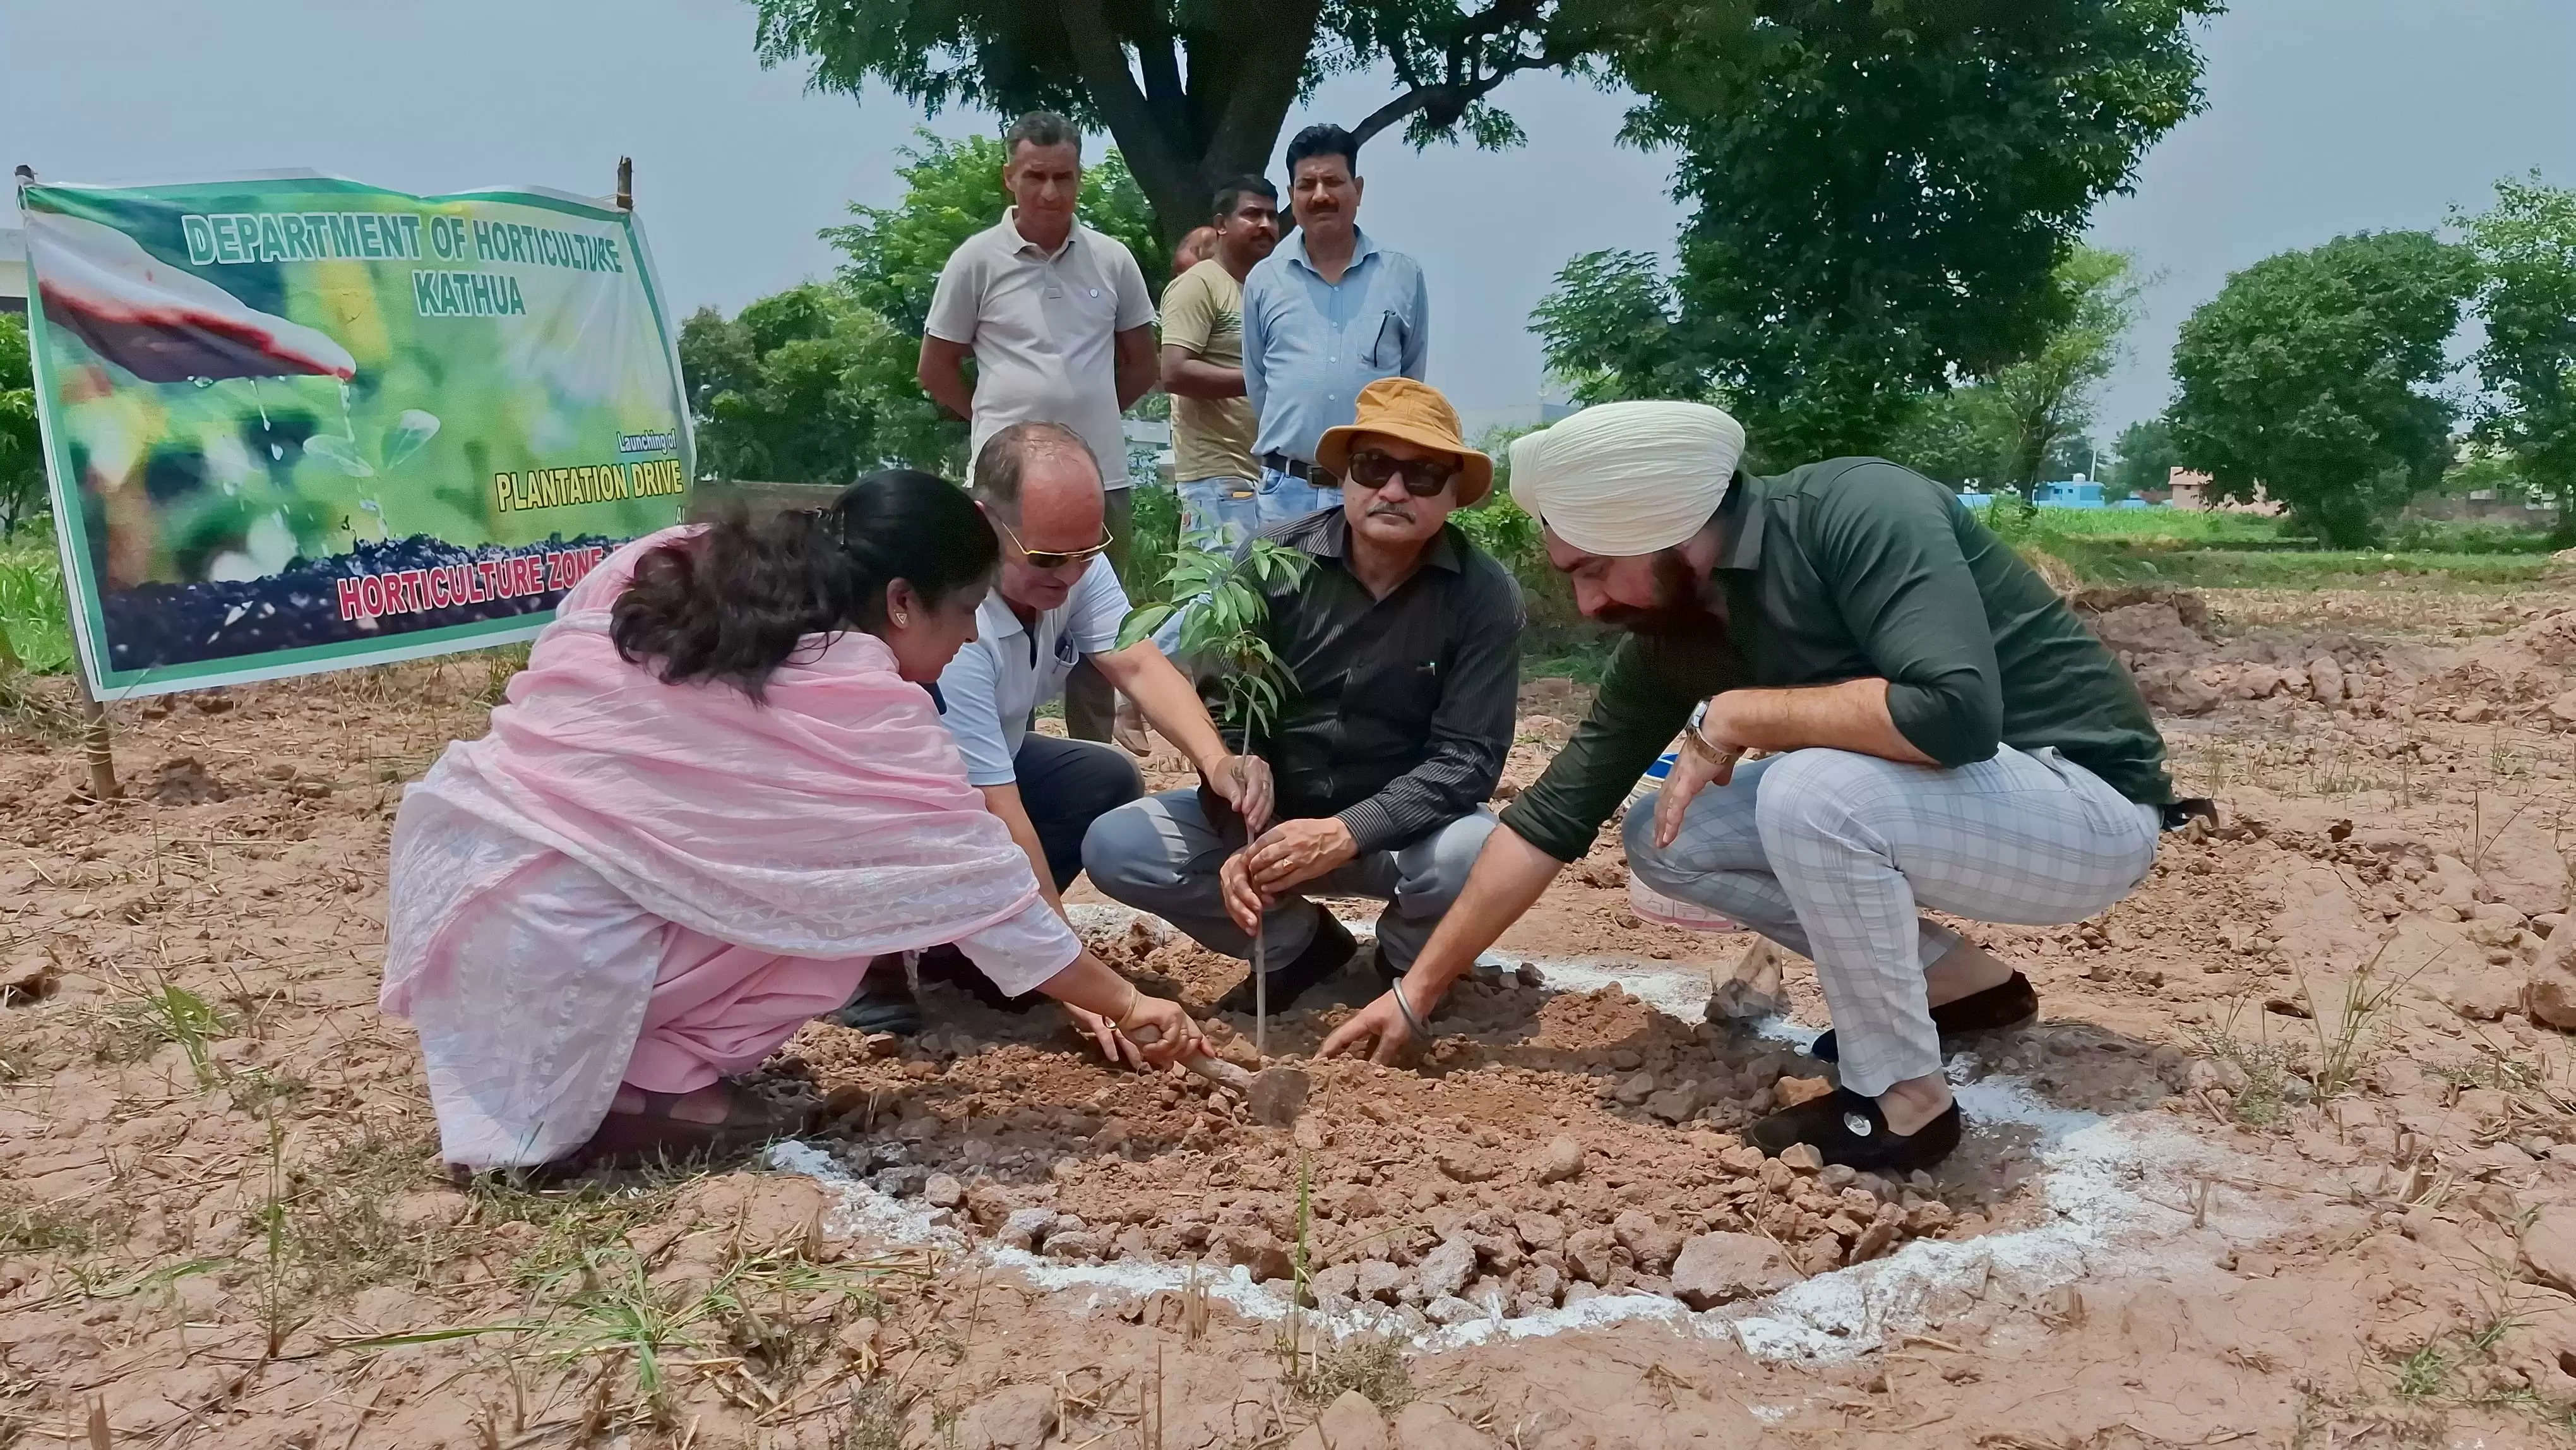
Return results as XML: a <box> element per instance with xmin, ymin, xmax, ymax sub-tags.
<box><xmin>1344</xmin><ymin>446</ymin><xmax>1460</xmax><ymax>498</ymax></box>
<box><xmin>994</xmin><ymin>513</ymin><xmax>1114</xmax><ymax>570</ymax></box>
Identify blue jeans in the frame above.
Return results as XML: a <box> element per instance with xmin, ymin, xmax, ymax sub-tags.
<box><xmin>1176</xmin><ymin>475</ymin><xmax>1262</xmax><ymax>553</ymax></box>
<box><xmin>1258</xmin><ymin>466</ymin><xmax>1340</xmax><ymax>531</ymax></box>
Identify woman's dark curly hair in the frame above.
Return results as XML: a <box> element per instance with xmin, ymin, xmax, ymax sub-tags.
<box><xmin>610</xmin><ymin>469</ymin><xmax>996</xmax><ymax>697</ymax></box>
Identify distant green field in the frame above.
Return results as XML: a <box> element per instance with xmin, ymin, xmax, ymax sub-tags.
<box><xmin>0</xmin><ymin>518</ymin><xmax>73</xmax><ymax>674</ymax></box>
<box><xmin>1993</xmin><ymin>503</ymin><xmax>2559</xmax><ymax>589</ymax></box>
<box><xmin>2007</xmin><ymin>506</ymin><xmax>2290</xmax><ymax>544</ymax></box>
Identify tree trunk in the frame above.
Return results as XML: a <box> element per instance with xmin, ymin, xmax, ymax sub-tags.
<box><xmin>1055</xmin><ymin>0</ymin><xmax>1323</xmax><ymax>246</ymax></box>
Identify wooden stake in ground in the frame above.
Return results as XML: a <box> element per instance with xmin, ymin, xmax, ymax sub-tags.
<box><xmin>1254</xmin><ymin>909</ymin><xmax>1267</xmax><ymax>1058</ymax></box>
<box><xmin>72</xmin><ymin>673</ymin><xmax>119</xmax><ymax>800</ymax></box>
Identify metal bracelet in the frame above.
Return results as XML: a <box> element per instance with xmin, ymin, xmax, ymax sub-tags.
<box><xmin>1391</xmin><ymin>981</ymin><xmax>1433</xmax><ymax>1040</ymax></box>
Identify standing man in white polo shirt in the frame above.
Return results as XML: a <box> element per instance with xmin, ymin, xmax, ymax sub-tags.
<box><xmin>840</xmin><ymin>422</ymin><xmax>1272</xmax><ymax>1046</ymax></box>
<box><xmin>919</xmin><ymin>111</ymin><xmax>1157</xmax><ymax>745</ymax></box>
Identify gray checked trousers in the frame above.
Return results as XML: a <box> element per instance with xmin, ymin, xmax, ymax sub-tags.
<box><xmin>1083</xmin><ymin>789</ymin><xmax>1497</xmax><ymax>974</ymax></box>
<box><xmin>1625</xmin><ymin>744</ymin><xmax>2161</xmax><ymax>1096</ymax></box>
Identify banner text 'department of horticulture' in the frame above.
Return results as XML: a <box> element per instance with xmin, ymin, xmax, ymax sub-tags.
<box><xmin>18</xmin><ymin>174</ymin><xmax>693</xmax><ymax>697</ymax></box>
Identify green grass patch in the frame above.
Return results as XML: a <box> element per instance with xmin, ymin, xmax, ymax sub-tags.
<box><xmin>2005</xmin><ymin>506</ymin><xmax>2293</xmax><ymax>545</ymax></box>
<box><xmin>0</xmin><ymin>515</ymin><xmax>73</xmax><ymax>676</ymax></box>
<box><xmin>2027</xmin><ymin>536</ymin><xmax>2556</xmax><ymax>589</ymax></box>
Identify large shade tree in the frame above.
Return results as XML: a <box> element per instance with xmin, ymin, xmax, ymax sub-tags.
<box><xmin>1532</xmin><ymin>0</ymin><xmax>2214</xmax><ymax>463</ymax></box>
<box><xmin>2461</xmin><ymin>174</ymin><xmax>2576</xmax><ymax>538</ymax></box>
<box><xmin>2166</xmin><ymin>230</ymin><xmax>2479</xmax><ymax>547</ymax></box>
<box><xmin>752</xmin><ymin>0</ymin><xmax>1645</xmax><ymax>244</ymax></box>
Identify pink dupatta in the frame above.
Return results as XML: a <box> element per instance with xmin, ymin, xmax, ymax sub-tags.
<box><xmin>383</xmin><ymin>525</ymin><xmax>1044</xmax><ymax>1165</ymax></box>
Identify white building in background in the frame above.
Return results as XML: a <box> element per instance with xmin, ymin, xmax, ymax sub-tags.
<box><xmin>0</xmin><ymin>226</ymin><xmax>25</xmax><ymax>314</ymax></box>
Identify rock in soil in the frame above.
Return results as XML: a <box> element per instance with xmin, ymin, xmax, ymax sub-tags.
<box><xmin>957</xmin><ymin>1382</ymin><xmax>1056</xmax><ymax>1450</ymax></box>
<box><xmin>2525</xmin><ymin>1206</ymin><xmax>2576</xmax><ymax>1295</ymax></box>
<box><xmin>1289</xmin><ymin>1391</ymin><xmax>1390</xmax><ymax>1450</ymax></box>
<box><xmin>1671</xmin><ymin>1232</ymin><xmax>1799</xmax><ymax>1309</ymax></box>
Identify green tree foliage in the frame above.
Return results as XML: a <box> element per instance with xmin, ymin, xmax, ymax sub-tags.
<box><xmin>679</xmin><ymin>285</ymin><xmax>961</xmax><ymax>483</ymax></box>
<box><xmin>1535</xmin><ymin>1</ymin><xmax>2212</xmax><ymax>465</ymax></box>
<box><xmin>1978</xmin><ymin>248</ymin><xmax>2140</xmax><ymax>494</ymax></box>
<box><xmin>2167</xmin><ymin>231</ymin><xmax>2479</xmax><ymax>547</ymax></box>
<box><xmin>679</xmin><ymin>136</ymin><xmax>1169</xmax><ymax>484</ymax></box>
<box><xmin>0</xmin><ymin>313</ymin><xmax>45</xmax><ymax>541</ymax></box>
<box><xmin>1884</xmin><ymin>249</ymin><xmax>2139</xmax><ymax>493</ymax></box>
<box><xmin>751</xmin><ymin>0</ymin><xmax>1642</xmax><ymax>244</ymax></box>
<box><xmin>2107</xmin><ymin>417</ymin><xmax>2176</xmax><ymax>500</ymax></box>
<box><xmin>1888</xmin><ymin>384</ymin><xmax>2011</xmax><ymax>489</ymax></box>
<box><xmin>825</xmin><ymin>131</ymin><xmax>1167</xmax><ymax>333</ymax></box>
<box><xmin>2460</xmin><ymin>175</ymin><xmax>2576</xmax><ymax>537</ymax></box>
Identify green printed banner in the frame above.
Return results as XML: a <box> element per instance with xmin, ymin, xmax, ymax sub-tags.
<box><xmin>17</xmin><ymin>173</ymin><xmax>693</xmax><ymax>697</ymax></box>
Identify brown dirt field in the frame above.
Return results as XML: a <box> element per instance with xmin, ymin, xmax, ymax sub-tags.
<box><xmin>5</xmin><ymin>577</ymin><xmax>2576</xmax><ymax>1448</ymax></box>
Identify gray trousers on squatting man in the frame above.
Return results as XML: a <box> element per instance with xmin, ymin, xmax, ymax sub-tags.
<box><xmin>1082</xmin><ymin>790</ymin><xmax>1498</xmax><ymax>973</ymax></box>
<box><xmin>1626</xmin><ymin>743</ymin><xmax>2162</xmax><ymax>1098</ymax></box>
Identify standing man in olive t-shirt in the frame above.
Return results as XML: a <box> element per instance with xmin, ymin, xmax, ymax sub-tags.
<box><xmin>1323</xmin><ymin>402</ymin><xmax>2188</xmax><ymax>1174</ymax></box>
<box><xmin>1159</xmin><ymin>176</ymin><xmax>1281</xmax><ymax>551</ymax></box>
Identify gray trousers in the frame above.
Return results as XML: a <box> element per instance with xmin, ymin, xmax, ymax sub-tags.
<box><xmin>1082</xmin><ymin>789</ymin><xmax>1497</xmax><ymax>973</ymax></box>
<box><xmin>1626</xmin><ymin>745</ymin><xmax>2161</xmax><ymax>1096</ymax></box>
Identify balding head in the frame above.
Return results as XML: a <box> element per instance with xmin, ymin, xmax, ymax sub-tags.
<box><xmin>974</xmin><ymin>421</ymin><xmax>1107</xmax><ymax>613</ymax></box>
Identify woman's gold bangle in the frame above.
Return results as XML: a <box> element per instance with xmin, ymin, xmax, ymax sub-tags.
<box><xmin>1113</xmin><ymin>983</ymin><xmax>1145</xmax><ymax>1031</ymax></box>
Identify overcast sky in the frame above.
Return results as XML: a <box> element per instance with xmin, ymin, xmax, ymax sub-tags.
<box><xmin>5</xmin><ymin>1</ymin><xmax>2571</xmax><ymax>448</ymax></box>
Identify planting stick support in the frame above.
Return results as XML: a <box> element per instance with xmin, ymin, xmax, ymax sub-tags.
<box><xmin>73</xmin><ymin>674</ymin><xmax>117</xmax><ymax>800</ymax></box>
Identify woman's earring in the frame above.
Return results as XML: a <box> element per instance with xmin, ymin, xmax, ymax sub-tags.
<box><xmin>893</xmin><ymin>613</ymin><xmax>911</xmax><ymax>627</ymax></box>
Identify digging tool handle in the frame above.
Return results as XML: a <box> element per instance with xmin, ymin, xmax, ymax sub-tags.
<box><xmin>1123</xmin><ymin>1024</ymin><xmax>1255</xmax><ymax>1092</ymax></box>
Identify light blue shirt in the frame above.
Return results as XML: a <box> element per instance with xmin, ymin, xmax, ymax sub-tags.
<box><xmin>1241</xmin><ymin>227</ymin><xmax>1431</xmax><ymax>464</ymax></box>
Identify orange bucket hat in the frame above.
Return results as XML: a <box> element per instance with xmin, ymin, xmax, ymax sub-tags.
<box><xmin>1314</xmin><ymin>377</ymin><xmax>1494</xmax><ymax>507</ymax></box>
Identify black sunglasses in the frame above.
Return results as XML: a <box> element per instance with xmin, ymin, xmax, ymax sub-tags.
<box><xmin>1344</xmin><ymin>446</ymin><xmax>1460</xmax><ymax>498</ymax></box>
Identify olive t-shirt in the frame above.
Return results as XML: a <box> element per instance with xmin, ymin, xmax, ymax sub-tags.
<box><xmin>1160</xmin><ymin>260</ymin><xmax>1258</xmax><ymax>483</ymax></box>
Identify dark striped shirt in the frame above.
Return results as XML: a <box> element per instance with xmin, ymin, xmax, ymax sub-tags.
<box><xmin>1217</xmin><ymin>509</ymin><xmax>1522</xmax><ymax>853</ymax></box>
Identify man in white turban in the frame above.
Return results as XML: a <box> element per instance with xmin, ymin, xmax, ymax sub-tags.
<box><xmin>1324</xmin><ymin>402</ymin><xmax>2194</xmax><ymax>1172</ymax></box>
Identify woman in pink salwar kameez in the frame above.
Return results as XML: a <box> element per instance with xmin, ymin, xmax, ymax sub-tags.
<box><xmin>381</xmin><ymin>471</ymin><xmax>1207</xmax><ymax>1173</ymax></box>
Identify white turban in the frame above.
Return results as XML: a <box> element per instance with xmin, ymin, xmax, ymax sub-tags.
<box><xmin>1508</xmin><ymin>401</ymin><xmax>1747</xmax><ymax>556</ymax></box>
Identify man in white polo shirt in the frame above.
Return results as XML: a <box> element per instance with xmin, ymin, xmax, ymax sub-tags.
<box><xmin>840</xmin><ymin>422</ymin><xmax>1272</xmax><ymax>1046</ymax></box>
<box><xmin>919</xmin><ymin>111</ymin><xmax>1157</xmax><ymax>746</ymax></box>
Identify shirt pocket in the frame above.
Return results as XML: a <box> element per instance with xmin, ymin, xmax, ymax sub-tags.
<box><xmin>1363</xmin><ymin>309</ymin><xmax>1410</xmax><ymax>370</ymax></box>
<box><xmin>1342</xmin><ymin>656</ymin><xmax>1440</xmax><ymax>734</ymax></box>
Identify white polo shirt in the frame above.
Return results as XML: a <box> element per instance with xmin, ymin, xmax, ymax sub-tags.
<box><xmin>933</xmin><ymin>557</ymin><xmax>1131</xmax><ymax>786</ymax></box>
<box><xmin>925</xmin><ymin>208</ymin><xmax>1155</xmax><ymax>489</ymax></box>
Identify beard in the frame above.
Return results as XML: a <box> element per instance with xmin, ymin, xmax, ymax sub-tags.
<box><xmin>1590</xmin><ymin>549</ymin><xmax>1720</xmax><ymax>636</ymax></box>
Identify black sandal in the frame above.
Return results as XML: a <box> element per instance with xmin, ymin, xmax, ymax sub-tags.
<box><xmin>571</xmin><ymin>1085</ymin><xmax>816</xmax><ymax>1171</ymax></box>
<box><xmin>1808</xmin><ymin>973</ymin><xmax>2037</xmax><ymax>1064</ymax></box>
<box><xmin>1748</xmin><ymin>1087</ymin><xmax>1962</xmax><ymax>1172</ymax></box>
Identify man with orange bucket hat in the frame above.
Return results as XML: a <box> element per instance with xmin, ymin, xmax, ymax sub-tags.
<box><xmin>1084</xmin><ymin>377</ymin><xmax>1523</xmax><ymax>1015</ymax></box>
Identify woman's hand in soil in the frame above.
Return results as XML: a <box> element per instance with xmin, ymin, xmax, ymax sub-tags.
<box><xmin>1065</xmin><ymin>1004</ymin><xmax>1148</xmax><ymax>1071</ymax></box>
<box><xmin>1243</xmin><ymin>817</ymin><xmax>1357</xmax><ymax>895</ymax></box>
<box><xmin>1317</xmin><ymin>983</ymin><xmax>1420</xmax><ymax>1065</ymax></box>
<box><xmin>1219</xmin><ymin>850</ymin><xmax>1274</xmax><ymax>935</ymax></box>
<box><xmin>1203</xmin><ymin>753</ymin><xmax>1277</xmax><ymax>837</ymax></box>
<box><xmin>1119</xmin><ymin>993</ymin><xmax>1208</xmax><ymax>1067</ymax></box>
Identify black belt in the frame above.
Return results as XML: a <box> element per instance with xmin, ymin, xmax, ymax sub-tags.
<box><xmin>1261</xmin><ymin>452</ymin><xmax>1330</xmax><ymax>483</ymax></box>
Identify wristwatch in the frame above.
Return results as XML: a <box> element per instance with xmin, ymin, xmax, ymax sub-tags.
<box><xmin>1680</xmin><ymin>723</ymin><xmax>1730</xmax><ymax>765</ymax></box>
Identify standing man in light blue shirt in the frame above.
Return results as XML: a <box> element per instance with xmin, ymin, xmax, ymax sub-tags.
<box><xmin>1241</xmin><ymin>123</ymin><xmax>1432</xmax><ymax>530</ymax></box>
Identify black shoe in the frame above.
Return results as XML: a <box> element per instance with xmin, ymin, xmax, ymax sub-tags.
<box><xmin>1217</xmin><ymin>912</ymin><xmax>1357</xmax><ymax>1016</ymax></box>
<box><xmin>833</xmin><ymin>971</ymin><xmax>924</xmax><ymax>1036</ymax></box>
<box><xmin>1748</xmin><ymin>1088</ymin><xmax>1962</xmax><ymax>1172</ymax></box>
<box><xmin>917</xmin><ymin>944</ymin><xmax>1037</xmax><ymax>1014</ymax></box>
<box><xmin>1809</xmin><ymin>972</ymin><xmax>2037</xmax><ymax>1064</ymax></box>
